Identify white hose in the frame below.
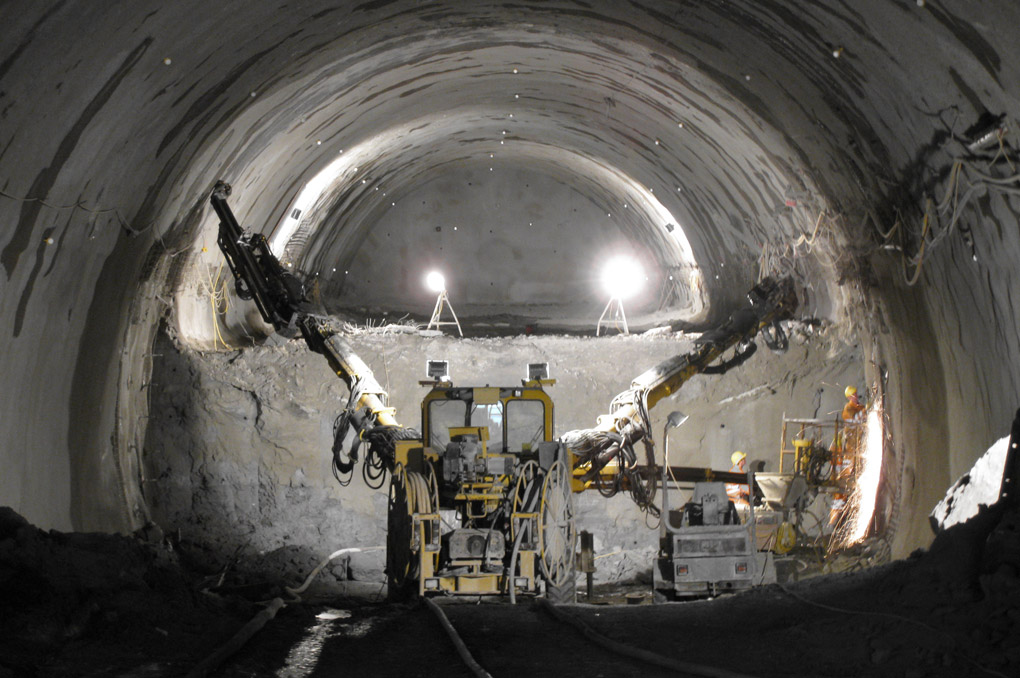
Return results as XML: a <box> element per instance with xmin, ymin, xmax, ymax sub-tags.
<box><xmin>284</xmin><ymin>546</ymin><xmax>384</xmax><ymax>597</ymax></box>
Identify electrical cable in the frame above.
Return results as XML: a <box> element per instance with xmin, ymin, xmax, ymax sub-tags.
<box><xmin>185</xmin><ymin>598</ymin><xmax>286</xmax><ymax>678</ymax></box>
<box><xmin>188</xmin><ymin>543</ymin><xmax>378</xmax><ymax>677</ymax></box>
<box><xmin>791</xmin><ymin>209</ymin><xmax>827</xmax><ymax>252</ymax></box>
<box><xmin>755</xmin><ymin>132</ymin><xmax>1018</xmax><ymax>295</ymax></box>
<box><xmin>331</xmin><ymin>411</ymin><xmax>356</xmax><ymax>486</ymax></box>
<box><xmin>0</xmin><ymin>187</ymin><xmax>160</xmax><ymax>235</ymax></box>
<box><xmin>207</xmin><ymin>261</ymin><xmax>231</xmax><ymax>350</ymax></box>
<box><xmin>873</xmin><ymin>151</ymin><xmax>1020</xmax><ymax>286</ymax></box>
<box><xmin>425</xmin><ymin>599</ymin><xmax>495</xmax><ymax>678</ymax></box>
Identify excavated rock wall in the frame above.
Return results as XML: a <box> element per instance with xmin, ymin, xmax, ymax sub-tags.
<box><xmin>144</xmin><ymin>325</ymin><xmax>861</xmax><ymax>585</ymax></box>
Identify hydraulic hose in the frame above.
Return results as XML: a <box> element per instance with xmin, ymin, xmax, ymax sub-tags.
<box><xmin>425</xmin><ymin>598</ymin><xmax>494</xmax><ymax>678</ymax></box>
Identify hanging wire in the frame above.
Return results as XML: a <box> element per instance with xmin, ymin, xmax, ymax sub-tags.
<box><xmin>758</xmin><ymin>130</ymin><xmax>1020</xmax><ymax>292</ymax></box>
<box><xmin>205</xmin><ymin>261</ymin><xmax>231</xmax><ymax>350</ymax></box>
<box><xmin>0</xmin><ymin>187</ymin><xmax>160</xmax><ymax>235</ymax></box>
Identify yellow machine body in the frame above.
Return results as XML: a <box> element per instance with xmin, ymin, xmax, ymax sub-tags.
<box><xmin>387</xmin><ymin>381</ymin><xmax>575</xmax><ymax>600</ymax></box>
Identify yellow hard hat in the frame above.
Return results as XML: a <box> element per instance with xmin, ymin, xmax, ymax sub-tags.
<box><xmin>845</xmin><ymin>385</ymin><xmax>857</xmax><ymax>398</ymax></box>
<box><xmin>731</xmin><ymin>451</ymin><xmax>746</xmax><ymax>465</ymax></box>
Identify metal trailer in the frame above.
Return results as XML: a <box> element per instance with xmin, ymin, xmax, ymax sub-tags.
<box><xmin>653</xmin><ymin>481</ymin><xmax>776</xmax><ymax>600</ymax></box>
<box><xmin>653</xmin><ymin>416</ymin><xmax>776</xmax><ymax>601</ymax></box>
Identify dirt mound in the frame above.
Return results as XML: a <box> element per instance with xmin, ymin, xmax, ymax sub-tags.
<box><xmin>0</xmin><ymin>507</ymin><xmax>253</xmax><ymax>677</ymax></box>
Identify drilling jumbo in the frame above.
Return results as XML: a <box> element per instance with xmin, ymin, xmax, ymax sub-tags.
<box><xmin>209</xmin><ymin>181</ymin><xmax>797</xmax><ymax>601</ymax></box>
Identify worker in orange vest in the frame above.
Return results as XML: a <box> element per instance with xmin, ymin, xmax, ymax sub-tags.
<box><xmin>726</xmin><ymin>451</ymin><xmax>749</xmax><ymax>507</ymax></box>
<box><xmin>831</xmin><ymin>386</ymin><xmax>865</xmax><ymax>524</ymax></box>
<box><xmin>842</xmin><ymin>385</ymin><xmax>865</xmax><ymax>422</ymax></box>
<box><xmin>840</xmin><ymin>386</ymin><xmax>865</xmax><ymax>461</ymax></box>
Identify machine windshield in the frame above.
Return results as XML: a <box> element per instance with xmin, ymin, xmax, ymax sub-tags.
<box><xmin>428</xmin><ymin>399</ymin><xmax>467</xmax><ymax>449</ymax></box>
<box><xmin>506</xmin><ymin>400</ymin><xmax>546</xmax><ymax>451</ymax></box>
<box><xmin>471</xmin><ymin>402</ymin><xmax>504</xmax><ymax>452</ymax></box>
<box><xmin>426</xmin><ymin>399</ymin><xmax>506</xmax><ymax>450</ymax></box>
<box><xmin>428</xmin><ymin>397</ymin><xmax>545</xmax><ymax>453</ymax></box>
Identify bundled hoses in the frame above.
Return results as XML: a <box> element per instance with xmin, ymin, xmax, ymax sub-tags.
<box><xmin>331</xmin><ymin>377</ymin><xmax>420</xmax><ymax>489</ymax></box>
<box><xmin>561</xmin><ymin>387</ymin><xmax>659</xmax><ymax>516</ymax></box>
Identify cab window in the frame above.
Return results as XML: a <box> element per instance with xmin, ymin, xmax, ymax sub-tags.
<box><xmin>506</xmin><ymin>400</ymin><xmax>546</xmax><ymax>452</ymax></box>
<box><xmin>471</xmin><ymin>402</ymin><xmax>504</xmax><ymax>452</ymax></box>
<box><xmin>428</xmin><ymin>399</ymin><xmax>467</xmax><ymax>449</ymax></box>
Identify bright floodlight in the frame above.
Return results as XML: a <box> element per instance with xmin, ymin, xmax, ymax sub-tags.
<box><xmin>601</xmin><ymin>256</ymin><xmax>644</xmax><ymax>299</ymax></box>
<box><xmin>425</xmin><ymin>271</ymin><xmax>446</xmax><ymax>293</ymax></box>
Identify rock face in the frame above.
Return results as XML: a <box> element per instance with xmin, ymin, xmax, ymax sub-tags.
<box><xmin>931</xmin><ymin>435</ymin><xmax>1009</xmax><ymax>532</ymax></box>
<box><xmin>144</xmin><ymin>323</ymin><xmax>862</xmax><ymax>584</ymax></box>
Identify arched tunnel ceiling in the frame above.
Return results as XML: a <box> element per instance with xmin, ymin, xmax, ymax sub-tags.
<box><xmin>1</xmin><ymin>0</ymin><xmax>1019</xmax><ymax>564</ymax></box>
<box><xmin>179</xmin><ymin>16</ymin><xmax>838</xmax><ymax>334</ymax></box>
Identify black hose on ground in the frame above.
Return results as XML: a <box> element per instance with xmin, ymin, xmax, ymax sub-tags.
<box><xmin>185</xmin><ymin>597</ymin><xmax>286</xmax><ymax>678</ymax></box>
<box><xmin>425</xmin><ymin>598</ymin><xmax>495</xmax><ymax>678</ymax></box>
<box><xmin>535</xmin><ymin>598</ymin><xmax>759</xmax><ymax>678</ymax></box>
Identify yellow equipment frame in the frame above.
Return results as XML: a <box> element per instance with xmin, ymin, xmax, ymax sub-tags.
<box><xmin>393</xmin><ymin>382</ymin><xmax>558</xmax><ymax>597</ymax></box>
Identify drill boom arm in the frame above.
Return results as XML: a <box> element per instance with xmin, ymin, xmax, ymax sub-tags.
<box><xmin>210</xmin><ymin>181</ymin><xmax>305</xmax><ymax>332</ymax></box>
<box><xmin>563</xmin><ymin>277</ymin><xmax>797</xmax><ymax>488</ymax></box>
<box><xmin>633</xmin><ymin>277</ymin><xmax>796</xmax><ymax>411</ymax></box>
<box><xmin>210</xmin><ymin>181</ymin><xmax>408</xmax><ymax>475</ymax></box>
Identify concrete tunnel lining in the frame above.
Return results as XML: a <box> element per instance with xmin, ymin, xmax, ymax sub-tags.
<box><xmin>174</xmin><ymin>25</ymin><xmax>840</xmax><ymax>339</ymax></box>
<box><xmin>0</xmin><ymin>1</ymin><xmax>1017</xmax><ymax>577</ymax></box>
<box><xmin>271</xmin><ymin>140</ymin><xmax>706</xmax><ymax>318</ymax></box>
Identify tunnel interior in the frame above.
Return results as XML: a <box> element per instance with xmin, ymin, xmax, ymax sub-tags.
<box><xmin>2</xmin><ymin>1</ymin><xmax>1020</xmax><ymax>676</ymax></box>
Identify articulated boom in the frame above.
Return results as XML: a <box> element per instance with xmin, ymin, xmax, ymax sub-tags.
<box><xmin>210</xmin><ymin>181</ymin><xmax>413</xmax><ymax>485</ymax></box>
<box><xmin>209</xmin><ymin>182</ymin><xmax>574</xmax><ymax>600</ymax></box>
<box><xmin>562</xmin><ymin>277</ymin><xmax>797</xmax><ymax>508</ymax></box>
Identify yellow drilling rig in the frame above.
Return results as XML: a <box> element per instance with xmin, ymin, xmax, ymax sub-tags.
<box><xmin>210</xmin><ymin>181</ymin><xmax>797</xmax><ymax>601</ymax></box>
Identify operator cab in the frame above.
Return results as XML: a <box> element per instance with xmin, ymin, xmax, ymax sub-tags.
<box><xmin>424</xmin><ymin>386</ymin><xmax>552</xmax><ymax>454</ymax></box>
<box><xmin>422</xmin><ymin>380</ymin><xmax>557</xmax><ymax>509</ymax></box>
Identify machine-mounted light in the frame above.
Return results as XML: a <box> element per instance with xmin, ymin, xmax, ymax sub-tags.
<box><xmin>666</xmin><ymin>411</ymin><xmax>689</xmax><ymax>430</ymax></box>
<box><xmin>426</xmin><ymin>360</ymin><xmax>450</xmax><ymax>381</ymax></box>
<box><xmin>527</xmin><ymin>363</ymin><xmax>550</xmax><ymax>381</ymax></box>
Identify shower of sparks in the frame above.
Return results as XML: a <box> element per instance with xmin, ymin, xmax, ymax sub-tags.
<box><xmin>850</xmin><ymin>405</ymin><xmax>884</xmax><ymax>543</ymax></box>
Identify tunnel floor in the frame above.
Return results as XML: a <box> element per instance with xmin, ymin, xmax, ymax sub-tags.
<box><xmin>2</xmin><ymin>504</ymin><xmax>1019</xmax><ymax>678</ymax></box>
<box><xmin>210</xmin><ymin>543</ymin><xmax>1020</xmax><ymax>678</ymax></box>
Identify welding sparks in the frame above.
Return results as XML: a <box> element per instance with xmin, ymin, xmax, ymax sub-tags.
<box><xmin>850</xmin><ymin>405</ymin><xmax>884</xmax><ymax>542</ymax></box>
